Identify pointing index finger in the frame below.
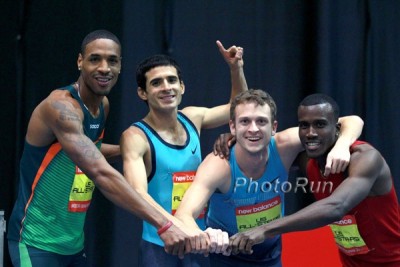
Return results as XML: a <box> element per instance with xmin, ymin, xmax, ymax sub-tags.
<box><xmin>216</xmin><ymin>40</ymin><xmax>226</xmax><ymax>52</ymax></box>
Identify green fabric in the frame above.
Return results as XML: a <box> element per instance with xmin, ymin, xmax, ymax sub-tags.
<box><xmin>18</xmin><ymin>242</ymin><xmax>32</xmax><ymax>267</ymax></box>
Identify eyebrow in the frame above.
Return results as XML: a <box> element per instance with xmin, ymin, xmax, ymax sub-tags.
<box><xmin>87</xmin><ymin>53</ymin><xmax>120</xmax><ymax>58</ymax></box>
<box><xmin>150</xmin><ymin>75</ymin><xmax>178</xmax><ymax>81</ymax></box>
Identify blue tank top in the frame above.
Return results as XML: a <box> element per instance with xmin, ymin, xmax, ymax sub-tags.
<box><xmin>133</xmin><ymin>112</ymin><xmax>205</xmax><ymax>246</ymax></box>
<box><xmin>207</xmin><ymin>137</ymin><xmax>288</xmax><ymax>261</ymax></box>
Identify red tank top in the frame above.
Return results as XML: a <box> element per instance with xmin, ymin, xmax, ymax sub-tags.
<box><xmin>307</xmin><ymin>141</ymin><xmax>400</xmax><ymax>266</ymax></box>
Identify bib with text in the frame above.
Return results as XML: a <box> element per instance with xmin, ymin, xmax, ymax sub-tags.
<box><xmin>236</xmin><ymin>196</ymin><xmax>282</xmax><ymax>232</ymax></box>
<box><xmin>68</xmin><ymin>166</ymin><xmax>95</xmax><ymax>212</ymax></box>
<box><xmin>329</xmin><ymin>214</ymin><xmax>370</xmax><ymax>256</ymax></box>
<box><xmin>171</xmin><ymin>171</ymin><xmax>206</xmax><ymax>218</ymax></box>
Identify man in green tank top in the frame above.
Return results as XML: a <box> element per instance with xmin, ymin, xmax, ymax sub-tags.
<box><xmin>7</xmin><ymin>29</ymin><xmax>190</xmax><ymax>267</ymax></box>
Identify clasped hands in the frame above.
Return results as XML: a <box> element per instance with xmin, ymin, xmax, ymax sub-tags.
<box><xmin>166</xmin><ymin>226</ymin><xmax>264</xmax><ymax>259</ymax></box>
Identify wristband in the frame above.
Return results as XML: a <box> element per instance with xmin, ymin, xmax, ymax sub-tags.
<box><xmin>157</xmin><ymin>221</ymin><xmax>173</xmax><ymax>236</ymax></box>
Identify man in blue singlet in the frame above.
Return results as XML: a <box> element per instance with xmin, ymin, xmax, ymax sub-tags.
<box><xmin>174</xmin><ymin>89</ymin><xmax>364</xmax><ymax>266</ymax></box>
<box><xmin>7</xmin><ymin>30</ymin><xmax>190</xmax><ymax>267</ymax></box>
<box><xmin>120</xmin><ymin>41</ymin><xmax>248</xmax><ymax>267</ymax></box>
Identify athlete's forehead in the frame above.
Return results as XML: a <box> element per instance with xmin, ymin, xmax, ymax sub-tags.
<box><xmin>145</xmin><ymin>66</ymin><xmax>179</xmax><ymax>81</ymax></box>
<box><xmin>82</xmin><ymin>38</ymin><xmax>121</xmax><ymax>57</ymax></box>
<box><xmin>298</xmin><ymin>104</ymin><xmax>336</xmax><ymax>122</ymax></box>
<box><xmin>235</xmin><ymin>102</ymin><xmax>272</xmax><ymax>119</ymax></box>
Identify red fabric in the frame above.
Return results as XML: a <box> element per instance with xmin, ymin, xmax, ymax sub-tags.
<box><xmin>306</xmin><ymin>141</ymin><xmax>400</xmax><ymax>266</ymax></box>
<box><xmin>282</xmin><ymin>226</ymin><xmax>341</xmax><ymax>267</ymax></box>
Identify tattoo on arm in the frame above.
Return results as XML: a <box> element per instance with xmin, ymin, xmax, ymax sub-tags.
<box><xmin>52</xmin><ymin>100</ymin><xmax>102</xmax><ymax>161</ymax></box>
<box><xmin>52</xmin><ymin>101</ymin><xmax>81</xmax><ymax>122</ymax></box>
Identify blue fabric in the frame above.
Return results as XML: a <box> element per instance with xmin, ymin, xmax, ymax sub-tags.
<box><xmin>133</xmin><ymin>112</ymin><xmax>204</xmax><ymax>247</ymax></box>
<box><xmin>139</xmin><ymin>239</ymin><xmax>210</xmax><ymax>267</ymax></box>
<box><xmin>207</xmin><ymin>137</ymin><xmax>288</xmax><ymax>263</ymax></box>
<box><xmin>8</xmin><ymin>240</ymin><xmax>88</xmax><ymax>267</ymax></box>
<box><xmin>209</xmin><ymin>240</ymin><xmax>282</xmax><ymax>267</ymax></box>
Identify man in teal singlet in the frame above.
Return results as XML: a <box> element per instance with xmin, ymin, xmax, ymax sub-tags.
<box><xmin>120</xmin><ymin>42</ymin><xmax>248</xmax><ymax>266</ymax></box>
<box><xmin>7</xmin><ymin>30</ymin><xmax>190</xmax><ymax>267</ymax></box>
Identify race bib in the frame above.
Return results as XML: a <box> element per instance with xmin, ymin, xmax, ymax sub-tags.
<box><xmin>68</xmin><ymin>166</ymin><xmax>95</xmax><ymax>212</ymax></box>
<box><xmin>236</xmin><ymin>196</ymin><xmax>282</xmax><ymax>232</ymax></box>
<box><xmin>329</xmin><ymin>214</ymin><xmax>370</xmax><ymax>256</ymax></box>
<box><xmin>171</xmin><ymin>171</ymin><xmax>206</xmax><ymax>218</ymax></box>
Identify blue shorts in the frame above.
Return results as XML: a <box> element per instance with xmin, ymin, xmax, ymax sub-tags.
<box><xmin>209</xmin><ymin>238</ymin><xmax>282</xmax><ymax>267</ymax></box>
<box><xmin>209</xmin><ymin>254</ymin><xmax>282</xmax><ymax>267</ymax></box>
<box><xmin>8</xmin><ymin>240</ymin><xmax>88</xmax><ymax>267</ymax></box>
<box><xmin>139</xmin><ymin>239</ymin><xmax>210</xmax><ymax>267</ymax></box>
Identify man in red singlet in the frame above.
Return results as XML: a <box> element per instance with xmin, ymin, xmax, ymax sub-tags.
<box><xmin>229</xmin><ymin>93</ymin><xmax>400</xmax><ymax>267</ymax></box>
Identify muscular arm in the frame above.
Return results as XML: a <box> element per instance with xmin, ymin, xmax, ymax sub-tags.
<box><xmin>39</xmin><ymin>93</ymin><xmax>164</xmax><ymax>225</ymax></box>
<box><xmin>120</xmin><ymin>126</ymin><xmax>198</xmax><ymax>257</ymax></box>
<box><xmin>217</xmin><ymin>40</ymin><xmax>248</xmax><ymax>107</ymax></box>
<box><xmin>230</xmin><ymin>146</ymin><xmax>384</xmax><ymax>254</ymax></box>
<box><xmin>269</xmin><ymin>150</ymin><xmax>382</xmax><ymax>231</ymax></box>
<box><xmin>98</xmin><ymin>97</ymin><xmax>121</xmax><ymax>162</ymax></box>
<box><xmin>120</xmin><ymin>126</ymin><xmax>182</xmax><ymax>224</ymax></box>
<box><xmin>175</xmin><ymin>153</ymin><xmax>230</xmax><ymax>224</ymax></box>
<box><xmin>275</xmin><ymin>115</ymin><xmax>364</xmax><ymax>174</ymax></box>
<box><xmin>175</xmin><ymin>153</ymin><xmax>231</xmax><ymax>252</ymax></box>
<box><xmin>34</xmin><ymin>91</ymin><xmax>187</xmax><ymax>256</ymax></box>
<box><xmin>100</xmin><ymin>143</ymin><xmax>120</xmax><ymax>163</ymax></box>
<box><xmin>182</xmin><ymin>41</ymin><xmax>248</xmax><ymax>130</ymax></box>
<box><xmin>324</xmin><ymin>115</ymin><xmax>364</xmax><ymax>175</ymax></box>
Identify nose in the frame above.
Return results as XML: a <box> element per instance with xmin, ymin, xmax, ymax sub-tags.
<box><xmin>160</xmin><ymin>79</ymin><xmax>171</xmax><ymax>91</ymax></box>
<box><xmin>306</xmin><ymin>126</ymin><xmax>317</xmax><ymax>137</ymax></box>
<box><xmin>98</xmin><ymin>59</ymin><xmax>111</xmax><ymax>73</ymax></box>
<box><xmin>248</xmin><ymin>121</ymin><xmax>259</xmax><ymax>132</ymax></box>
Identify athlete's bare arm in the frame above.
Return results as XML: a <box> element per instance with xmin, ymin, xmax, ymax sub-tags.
<box><xmin>120</xmin><ymin>125</ymin><xmax>198</xmax><ymax>257</ymax></box>
<box><xmin>28</xmin><ymin>91</ymin><xmax>188</xmax><ymax>257</ymax></box>
<box><xmin>175</xmin><ymin>153</ymin><xmax>231</xmax><ymax>254</ymax></box>
<box><xmin>229</xmin><ymin>144</ymin><xmax>386</xmax><ymax>255</ymax></box>
<box><xmin>120</xmin><ymin>126</ymin><xmax>184</xmax><ymax>223</ymax></box>
<box><xmin>182</xmin><ymin>41</ymin><xmax>247</xmax><ymax>131</ymax></box>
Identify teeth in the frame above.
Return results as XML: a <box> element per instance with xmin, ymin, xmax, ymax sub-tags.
<box><xmin>307</xmin><ymin>142</ymin><xmax>320</xmax><ymax>147</ymax></box>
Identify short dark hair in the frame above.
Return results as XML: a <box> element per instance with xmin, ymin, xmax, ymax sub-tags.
<box><xmin>230</xmin><ymin>89</ymin><xmax>277</xmax><ymax>122</ymax></box>
<box><xmin>136</xmin><ymin>54</ymin><xmax>183</xmax><ymax>90</ymax></box>
<box><xmin>81</xmin><ymin>30</ymin><xmax>121</xmax><ymax>55</ymax></box>
<box><xmin>299</xmin><ymin>93</ymin><xmax>340</xmax><ymax>121</ymax></box>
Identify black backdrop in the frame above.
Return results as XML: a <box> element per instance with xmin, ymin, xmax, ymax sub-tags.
<box><xmin>2</xmin><ymin>1</ymin><xmax>400</xmax><ymax>266</ymax></box>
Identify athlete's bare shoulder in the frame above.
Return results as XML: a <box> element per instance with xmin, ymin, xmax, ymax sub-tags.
<box><xmin>120</xmin><ymin>124</ymin><xmax>151</xmax><ymax>155</ymax></box>
<box><xmin>26</xmin><ymin>88</ymin><xmax>84</xmax><ymax>146</ymax></box>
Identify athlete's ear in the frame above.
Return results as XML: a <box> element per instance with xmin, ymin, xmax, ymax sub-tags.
<box><xmin>272</xmin><ymin>120</ymin><xmax>278</xmax><ymax>136</ymax></box>
<box><xmin>180</xmin><ymin>81</ymin><xmax>185</xmax><ymax>95</ymax></box>
<box><xmin>77</xmin><ymin>53</ymin><xmax>83</xmax><ymax>71</ymax></box>
<box><xmin>229</xmin><ymin>120</ymin><xmax>236</xmax><ymax>135</ymax></box>
<box><xmin>137</xmin><ymin>87</ymin><xmax>147</xmax><ymax>101</ymax></box>
<box><xmin>335</xmin><ymin>122</ymin><xmax>341</xmax><ymax>138</ymax></box>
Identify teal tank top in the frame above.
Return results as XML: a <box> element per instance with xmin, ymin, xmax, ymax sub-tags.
<box><xmin>133</xmin><ymin>112</ymin><xmax>204</xmax><ymax>246</ymax></box>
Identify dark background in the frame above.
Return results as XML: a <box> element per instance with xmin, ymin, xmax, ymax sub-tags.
<box><xmin>1</xmin><ymin>1</ymin><xmax>399</xmax><ymax>266</ymax></box>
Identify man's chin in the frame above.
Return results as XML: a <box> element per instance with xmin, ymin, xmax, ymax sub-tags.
<box><xmin>305</xmin><ymin>150</ymin><xmax>322</xmax><ymax>158</ymax></box>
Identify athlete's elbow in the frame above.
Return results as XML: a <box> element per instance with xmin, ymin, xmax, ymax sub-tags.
<box><xmin>328</xmin><ymin>202</ymin><xmax>349</xmax><ymax>222</ymax></box>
